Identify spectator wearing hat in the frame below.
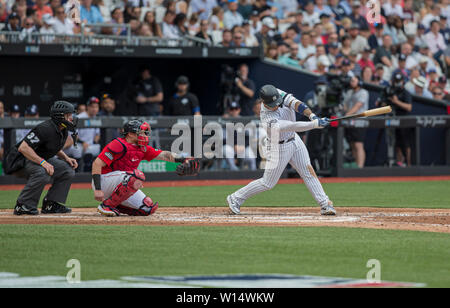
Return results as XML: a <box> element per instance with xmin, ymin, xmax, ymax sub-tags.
<box><xmin>166</xmin><ymin>76</ymin><xmax>201</xmax><ymax>116</ymax></box>
<box><xmin>315</xmin><ymin>54</ymin><xmax>330</xmax><ymax>74</ymax></box>
<box><xmin>190</xmin><ymin>0</ymin><xmax>218</xmax><ymax>21</ymax></box>
<box><xmin>340</xmin><ymin>57</ymin><xmax>355</xmax><ymax>78</ymax></box>
<box><xmin>382</xmin><ymin>73</ymin><xmax>414</xmax><ymax>167</ymax></box>
<box><xmin>39</xmin><ymin>13</ymin><xmax>55</xmax><ymax>42</ymax></box>
<box><xmin>97</xmin><ymin>93</ymin><xmax>119</xmax><ymax>142</ymax></box>
<box><xmin>358</xmin><ymin>47</ymin><xmax>375</xmax><ymax>72</ymax></box>
<box><xmin>349</xmin><ymin>23</ymin><xmax>369</xmax><ymax>54</ymax></box>
<box><xmin>98</xmin><ymin>93</ymin><xmax>116</xmax><ymax>117</ymax></box>
<box><xmin>426</xmin><ymin>68</ymin><xmax>439</xmax><ymax>87</ymax></box>
<box><xmin>411</xmin><ymin>76</ymin><xmax>433</xmax><ymax>98</ymax></box>
<box><xmin>391</xmin><ymin>54</ymin><xmax>410</xmax><ymax>81</ymax></box>
<box><xmin>9</xmin><ymin>104</ymin><xmax>21</xmax><ymax>119</ymax></box>
<box><xmin>4</xmin><ymin>12</ymin><xmax>22</xmax><ymax>32</ymax></box>
<box><xmin>326</xmin><ymin>42</ymin><xmax>340</xmax><ymax>63</ymax></box>
<box><xmin>349</xmin><ymin>1</ymin><xmax>369</xmax><ymax>30</ymax></box>
<box><xmin>15</xmin><ymin>105</ymin><xmax>40</xmax><ymax>144</ymax></box>
<box><xmin>414</xmin><ymin>24</ymin><xmax>428</xmax><ymax>48</ymax></box>
<box><xmin>302</xmin><ymin>1</ymin><xmax>320</xmax><ymax>27</ymax></box>
<box><xmin>437</xmin><ymin>76</ymin><xmax>449</xmax><ymax>95</ymax></box>
<box><xmin>438</xmin><ymin>14</ymin><xmax>450</xmax><ymax>44</ymax></box>
<box><xmin>248</xmin><ymin>10</ymin><xmax>262</xmax><ymax>35</ymax></box>
<box><xmin>255</xmin><ymin>16</ymin><xmax>275</xmax><ymax>53</ymax></box>
<box><xmin>372</xmin><ymin>64</ymin><xmax>390</xmax><ymax>86</ymax></box>
<box><xmin>64</xmin><ymin>97</ymin><xmax>101</xmax><ymax>172</ymax></box>
<box><xmin>224</xmin><ymin>0</ymin><xmax>244</xmax><ymax>29</ymax></box>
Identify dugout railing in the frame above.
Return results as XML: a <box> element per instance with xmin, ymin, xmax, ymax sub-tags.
<box><xmin>1</xmin><ymin>115</ymin><xmax>450</xmax><ymax>183</ymax></box>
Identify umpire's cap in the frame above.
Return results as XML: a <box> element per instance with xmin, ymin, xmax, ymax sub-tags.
<box><xmin>259</xmin><ymin>85</ymin><xmax>282</xmax><ymax>108</ymax></box>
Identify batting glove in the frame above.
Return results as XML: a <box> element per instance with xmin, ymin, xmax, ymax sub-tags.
<box><xmin>310</xmin><ymin>114</ymin><xmax>329</xmax><ymax>129</ymax></box>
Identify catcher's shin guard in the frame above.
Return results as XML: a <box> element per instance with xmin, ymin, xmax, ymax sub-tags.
<box><xmin>103</xmin><ymin>169</ymin><xmax>145</xmax><ymax>208</ymax></box>
<box><xmin>116</xmin><ymin>197</ymin><xmax>159</xmax><ymax>216</ymax></box>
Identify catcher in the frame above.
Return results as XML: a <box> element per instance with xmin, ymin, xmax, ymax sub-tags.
<box><xmin>92</xmin><ymin>119</ymin><xmax>199</xmax><ymax>217</ymax></box>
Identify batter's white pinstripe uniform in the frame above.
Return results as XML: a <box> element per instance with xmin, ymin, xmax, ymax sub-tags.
<box><xmin>230</xmin><ymin>89</ymin><xmax>330</xmax><ymax>208</ymax></box>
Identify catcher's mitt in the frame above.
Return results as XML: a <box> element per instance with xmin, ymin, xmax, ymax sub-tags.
<box><xmin>176</xmin><ymin>158</ymin><xmax>200</xmax><ymax>176</ymax></box>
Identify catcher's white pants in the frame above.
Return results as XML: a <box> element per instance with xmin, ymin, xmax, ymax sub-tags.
<box><xmin>92</xmin><ymin>171</ymin><xmax>147</xmax><ymax>209</ymax></box>
<box><xmin>233</xmin><ymin>134</ymin><xmax>329</xmax><ymax>207</ymax></box>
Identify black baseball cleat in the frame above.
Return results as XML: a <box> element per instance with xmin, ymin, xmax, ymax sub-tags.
<box><xmin>13</xmin><ymin>203</ymin><xmax>39</xmax><ymax>216</ymax></box>
<box><xmin>41</xmin><ymin>198</ymin><xmax>72</xmax><ymax>214</ymax></box>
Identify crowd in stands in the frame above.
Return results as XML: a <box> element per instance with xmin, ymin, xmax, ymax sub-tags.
<box><xmin>1</xmin><ymin>0</ymin><xmax>449</xmax><ymax>89</ymax></box>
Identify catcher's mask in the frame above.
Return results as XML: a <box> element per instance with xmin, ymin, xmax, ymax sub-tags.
<box><xmin>123</xmin><ymin>119</ymin><xmax>151</xmax><ymax>151</ymax></box>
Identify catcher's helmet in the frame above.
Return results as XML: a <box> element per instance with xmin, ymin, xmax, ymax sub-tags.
<box><xmin>123</xmin><ymin>119</ymin><xmax>151</xmax><ymax>150</ymax></box>
<box><xmin>50</xmin><ymin>101</ymin><xmax>77</xmax><ymax>132</ymax></box>
<box><xmin>259</xmin><ymin>85</ymin><xmax>282</xmax><ymax>108</ymax></box>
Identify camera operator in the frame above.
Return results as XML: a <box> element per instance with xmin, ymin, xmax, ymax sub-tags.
<box><xmin>342</xmin><ymin>76</ymin><xmax>369</xmax><ymax>168</ymax></box>
<box><xmin>219</xmin><ymin>64</ymin><xmax>255</xmax><ymax>116</ymax></box>
<box><xmin>234</xmin><ymin>63</ymin><xmax>256</xmax><ymax>116</ymax></box>
<box><xmin>376</xmin><ymin>73</ymin><xmax>413</xmax><ymax>167</ymax></box>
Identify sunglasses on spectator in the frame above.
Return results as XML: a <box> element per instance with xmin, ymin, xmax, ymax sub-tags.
<box><xmin>234</xmin><ymin>36</ymin><xmax>243</xmax><ymax>39</ymax></box>
<box><xmin>433</xmin><ymin>91</ymin><xmax>444</xmax><ymax>95</ymax></box>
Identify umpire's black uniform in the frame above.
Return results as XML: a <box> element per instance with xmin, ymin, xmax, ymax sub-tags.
<box><xmin>8</xmin><ymin>101</ymin><xmax>77</xmax><ymax>215</ymax></box>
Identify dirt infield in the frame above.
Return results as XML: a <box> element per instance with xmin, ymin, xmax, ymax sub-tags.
<box><xmin>1</xmin><ymin>207</ymin><xmax>450</xmax><ymax>233</ymax></box>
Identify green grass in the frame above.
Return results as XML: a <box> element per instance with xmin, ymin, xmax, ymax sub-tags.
<box><xmin>1</xmin><ymin>181</ymin><xmax>449</xmax><ymax>209</ymax></box>
<box><xmin>1</xmin><ymin>225</ymin><xmax>450</xmax><ymax>287</ymax></box>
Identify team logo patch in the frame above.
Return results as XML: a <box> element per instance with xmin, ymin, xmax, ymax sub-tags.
<box><xmin>272</xmin><ymin>96</ymin><xmax>277</xmax><ymax>101</ymax></box>
<box><xmin>105</xmin><ymin>152</ymin><xmax>113</xmax><ymax>160</ymax></box>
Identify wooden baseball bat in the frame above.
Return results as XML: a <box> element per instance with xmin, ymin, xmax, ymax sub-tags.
<box><xmin>329</xmin><ymin>106</ymin><xmax>392</xmax><ymax>122</ymax></box>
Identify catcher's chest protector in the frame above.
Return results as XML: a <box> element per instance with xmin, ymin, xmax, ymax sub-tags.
<box><xmin>110</xmin><ymin>139</ymin><xmax>146</xmax><ymax>172</ymax></box>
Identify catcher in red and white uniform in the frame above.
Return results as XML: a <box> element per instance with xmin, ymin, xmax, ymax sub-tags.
<box><xmin>92</xmin><ymin>119</ymin><xmax>199</xmax><ymax>217</ymax></box>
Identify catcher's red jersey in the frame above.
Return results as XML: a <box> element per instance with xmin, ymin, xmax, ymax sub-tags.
<box><xmin>98</xmin><ymin>138</ymin><xmax>162</xmax><ymax>174</ymax></box>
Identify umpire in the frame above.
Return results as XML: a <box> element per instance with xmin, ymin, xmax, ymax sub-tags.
<box><xmin>8</xmin><ymin>101</ymin><xmax>78</xmax><ymax>215</ymax></box>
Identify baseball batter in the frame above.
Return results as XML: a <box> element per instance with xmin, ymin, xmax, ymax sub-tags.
<box><xmin>227</xmin><ymin>84</ymin><xmax>336</xmax><ymax>215</ymax></box>
<box><xmin>92</xmin><ymin>119</ymin><xmax>199</xmax><ymax>217</ymax></box>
